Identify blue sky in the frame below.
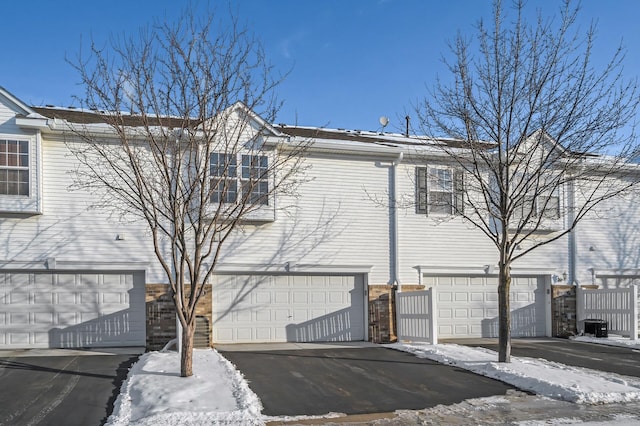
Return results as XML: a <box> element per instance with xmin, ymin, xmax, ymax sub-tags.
<box><xmin>1</xmin><ymin>1</ymin><xmax>638</xmax><ymax>133</ymax></box>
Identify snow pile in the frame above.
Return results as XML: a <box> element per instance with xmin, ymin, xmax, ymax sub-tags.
<box><xmin>572</xmin><ymin>335</ymin><xmax>640</xmax><ymax>349</ymax></box>
<box><xmin>106</xmin><ymin>342</ymin><xmax>640</xmax><ymax>424</ymax></box>
<box><xmin>390</xmin><ymin>343</ymin><xmax>640</xmax><ymax>404</ymax></box>
<box><xmin>106</xmin><ymin>349</ymin><xmax>262</xmax><ymax>426</ymax></box>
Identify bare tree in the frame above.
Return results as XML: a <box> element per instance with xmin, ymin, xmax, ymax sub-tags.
<box><xmin>417</xmin><ymin>0</ymin><xmax>639</xmax><ymax>362</ymax></box>
<box><xmin>67</xmin><ymin>7</ymin><xmax>304</xmax><ymax>376</ymax></box>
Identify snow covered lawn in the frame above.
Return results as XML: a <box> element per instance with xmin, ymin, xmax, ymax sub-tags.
<box><xmin>106</xmin><ymin>341</ymin><xmax>640</xmax><ymax>425</ymax></box>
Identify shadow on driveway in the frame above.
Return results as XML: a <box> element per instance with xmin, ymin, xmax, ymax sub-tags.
<box><xmin>220</xmin><ymin>345</ymin><xmax>515</xmax><ymax>416</ymax></box>
<box><xmin>0</xmin><ymin>353</ymin><xmax>139</xmax><ymax>426</ymax></box>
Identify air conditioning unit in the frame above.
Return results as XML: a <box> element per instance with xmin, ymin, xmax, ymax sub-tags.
<box><xmin>584</xmin><ymin>319</ymin><xmax>608</xmax><ymax>338</ymax></box>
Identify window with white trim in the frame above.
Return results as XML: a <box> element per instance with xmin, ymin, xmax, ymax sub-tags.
<box><xmin>513</xmin><ymin>190</ymin><xmax>560</xmax><ymax>221</ymax></box>
<box><xmin>0</xmin><ymin>139</ymin><xmax>29</xmax><ymax>196</ymax></box>
<box><xmin>209</xmin><ymin>153</ymin><xmax>269</xmax><ymax>206</ymax></box>
<box><xmin>540</xmin><ymin>191</ymin><xmax>560</xmax><ymax>219</ymax></box>
<box><xmin>210</xmin><ymin>153</ymin><xmax>238</xmax><ymax>203</ymax></box>
<box><xmin>416</xmin><ymin>166</ymin><xmax>463</xmax><ymax>215</ymax></box>
<box><xmin>241</xmin><ymin>154</ymin><xmax>269</xmax><ymax>205</ymax></box>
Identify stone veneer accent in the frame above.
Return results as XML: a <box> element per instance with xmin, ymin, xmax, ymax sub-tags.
<box><xmin>552</xmin><ymin>285</ymin><xmax>576</xmax><ymax>337</ymax></box>
<box><xmin>368</xmin><ymin>284</ymin><xmax>425</xmax><ymax>343</ymax></box>
<box><xmin>145</xmin><ymin>283</ymin><xmax>212</xmax><ymax>351</ymax></box>
<box><xmin>551</xmin><ymin>284</ymin><xmax>599</xmax><ymax>338</ymax></box>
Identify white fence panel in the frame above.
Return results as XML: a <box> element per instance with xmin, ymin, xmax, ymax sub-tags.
<box><xmin>396</xmin><ymin>288</ymin><xmax>437</xmax><ymax>344</ymax></box>
<box><xmin>577</xmin><ymin>285</ymin><xmax>638</xmax><ymax>340</ymax></box>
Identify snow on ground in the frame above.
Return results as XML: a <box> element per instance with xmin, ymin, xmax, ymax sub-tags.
<box><xmin>106</xmin><ymin>349</ymin><xmax>262</xmax><ymax>426</ymax></box>
<box><xmin>106</xmin><ymin>342</ymin><xmax>640</xmax><ymax>425</ymax></box>
<box><xmin>388</xmin><ymin>342</ymin><xmax>640</xmax><ymax>404</ymax></box>
<box><xmin>571</xmin><ymin>335</ymin><xmax>640</xmax><ymax>349</ymax></box>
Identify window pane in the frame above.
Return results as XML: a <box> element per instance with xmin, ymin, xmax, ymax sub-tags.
<box><xmin>0</xmin><ymin>169</ymin><xmax>6</xmax><ymax>195</ymax></box>
<box><xmin>241</xmin><ymin>155</ymin><xmax>251</xmax><ymax>179</ymax></box>
<box><xmin>225</xmin><ymin>180</ymin><xmax>238</xmax><ymax>203</ymax></box>
<box><xmin>542</xmin><ymin>195</ymin><xmax>560</xmax><ymax>219</ymax></box>
<box><xmin>7</xmin><ymin>181</ymin><xmax>18</xmax><ymax>195</ymax></box>
<box><xmin>429</xmin><ymin>168</ymin><xmax>452</xmax><ymax>192</ymax></box>
<box><xmin>7</xmin><ymin>152</ymin><xmax>17</xmax><ymax>167</ymax></box>
<box><xmin>210</xmin><ymin>178</ymin><xmax>237</xmax><ymax>204</ymax></box>
<box><xmin>514</xmin><ymin>197</ymin><xmax>535</xmax><ymax>220</ymax></box>
<box><xmin>242</xmin><ymin>155</ymin><xmax>268</xmax><ymax>180</ymax></box>
<box><xmin>0</xmin><ymin>140</ymin><xmax>30</xmax><ymax>196</ymax></box>
<box><xmin>429</xmin><ymin>191</ymin><xmax>453</xmax><ymax>214</ymax></box>
<box><xmin>19</xmin><ymin>182</ymin><xmax>29</xmax><ymax>196</ymax></box>
<box><xmin>210</xmin><ymin>153</ymin><xmax>236</xmax><ymax>178</ymax></box>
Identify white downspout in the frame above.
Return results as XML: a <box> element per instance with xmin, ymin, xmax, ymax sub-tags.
<box><xmin>392</xmin><ymin>151</ymin><xmax>403</xmax><ymax>343</ymax></box>
<box><xmin>567</xmin><ymin>178</ymin><xmax>577</xmax><ymax>285</ymax></box>
<box><xmin>392</xmin><ymin>151</ymin><xmax>404</xmax><ymax>291</ymax></box>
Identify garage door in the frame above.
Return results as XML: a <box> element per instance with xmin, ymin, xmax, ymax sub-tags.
<box><xmin>0</xmin><ymin>270</ymin><xmax>145</xmax><ymax>349</ymax></box>
<box><xmin>426</xmin><ymin>275</ymin><xmax>547</xmax><ymax>338</ymax></box>
<box><xmin>212</xmin><ymin>274</ymin><xmax>365</xmax><ymax>343</ymax></box>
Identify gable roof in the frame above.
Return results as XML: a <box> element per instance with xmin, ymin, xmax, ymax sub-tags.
<box><xmin>0</xmin><ymin>86</ymin><xmax>40</xmax><ymax>117</ymax></box>
<box><xmin>30</xmin><ymin>106</ymin><xmax>200</xmax><ymax>129</ymax></box>
<box><xmin>29</xmin><ymin>101</ymin><xmax>284</xmax><ymax>138</ymax></box>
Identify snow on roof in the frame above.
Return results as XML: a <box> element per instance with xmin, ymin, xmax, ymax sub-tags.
<box><xmin>27</xmin><ymin>105</ymin><xmax>491</xmax><ymax>152</ymax></box>
<box><xmin>274</xmin><ymin>124</ymin><xmax>482</xmax><ymax>150</ymax></box>
<box><xmin>31</xmin><ymin>106</ymin><xmax>197</xmax><ymax>128</ymax></box>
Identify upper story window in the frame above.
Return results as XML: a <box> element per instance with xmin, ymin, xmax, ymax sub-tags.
<box><xmin>416</xmin><ymin>166</ymin><xmax>463</xmax><ymax>215</ymax></box>
<box><xmin>210</xmin><ymin>153</ymin><xmax>238</xmax><ymax>204</ymax></box>
<box><xmin>0</xmin><ymin>139</ymin><xmax>29</xmax><ymax>196</ymax></box>
<box><xmin>210</xmin><ymin>153</ymin><xmax>269</xmax><ymax>206</ymax></box>
<box><xmin>513</xmin><ymin>189</ymin><xmax>560</xmax><ymax>221</ymax></box>
<box><xmin>241</xmin><ymin>155</ymin><xmax>268</xmax><ymax>205</ymax></box>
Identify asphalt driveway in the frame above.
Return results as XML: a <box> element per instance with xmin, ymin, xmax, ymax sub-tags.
<box><xmin>444</xmin><ymin>337</ymin><xmax>640</xmax><ymax>378</ymax></box>
<box><xmin>0</xmin><ymin>349</ymin><xmax>140</xmax><ymax>426</ymax></box>
<box><xmin>219</xmin><ymin>343</ymin><xmax>515</xmax><ymax>416</ymax></box>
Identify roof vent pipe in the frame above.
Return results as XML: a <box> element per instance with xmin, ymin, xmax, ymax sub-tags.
<box><xmin>405</xmin><ymin>116</ymin><xmax>410</xmax><ymax>137</ymax></box>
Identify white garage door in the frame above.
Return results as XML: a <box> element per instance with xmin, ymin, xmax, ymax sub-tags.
<box><xmin>426</xmin><ymin>275</ymin><xmax>547</xmax><ymax>339</ymax></box>
<box><xmin>0</xmin><ymin>270</ymin><xmax>146</xmax><ymax>349</ymax></box>
<box><xmin>212</xmin><ymin>274</ymin><xmax>365</xmax><ymax>343</ymax></box>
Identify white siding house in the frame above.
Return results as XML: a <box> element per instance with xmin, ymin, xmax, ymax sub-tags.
<box><xmin>0</xmin><ymin>85</ymin><xmax>637</xmax><ymax>349</ymax></box>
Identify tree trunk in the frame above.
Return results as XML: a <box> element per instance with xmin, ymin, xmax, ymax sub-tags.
<box><xmin>498</xmin><ymin>255</ymin><xmax>512</xmax><ymax>362</ymax></box>
<box><xmin>180</xmin><ymin>321</ymin><xmax>195</xmax><ymax>377</ymax></box>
